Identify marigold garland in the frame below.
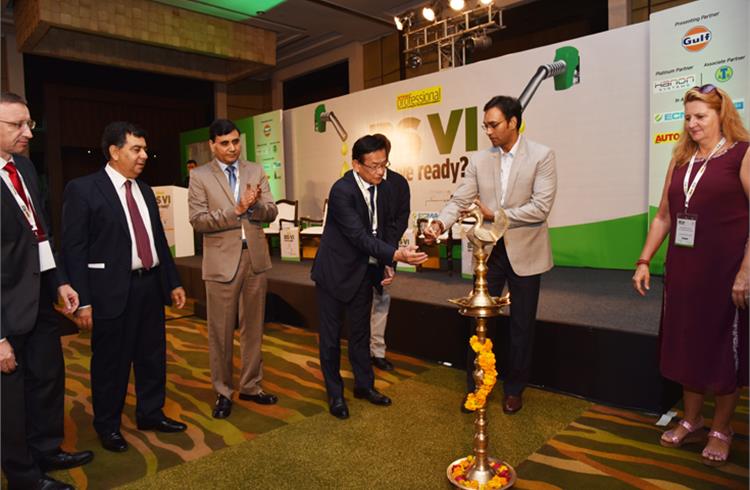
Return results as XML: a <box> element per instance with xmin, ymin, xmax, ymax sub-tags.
<box><xmin>463</xmin><ymin>335</ymin><xmax>497</xmax><ymax>411</ymax></box>
<box><xmin>450</xmin><ymin>455</ymin><xmax>512</xmax><ymax>489</ymax></box>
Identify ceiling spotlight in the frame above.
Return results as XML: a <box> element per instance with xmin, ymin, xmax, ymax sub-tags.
<box><xmin>449</xmin><ymin>0</ymin><xmax>465</xmax><ymax>10</ymax></box>
<box><xmin>394</xmin><ymin>16</ymin><xmax>404</xmax><ymax>30</ymax></box>
<box><xmin>422</xmin><ymin>7</ymin><xmax>435</xmax><ymax>22</ymax></box>
<box><xmin>466</xmin><ymin>33</ymin><xmax>492</xmax><ymax>50</ymax></box>
<box><xmin>480</xmin><ymin>0</ymin><xmax>493</xmax><ymax>4</ymax></box>
<box><xmin>407</xmin><ymin>53</ymin><xmax>423</xmax><ymax>69</ymax></box>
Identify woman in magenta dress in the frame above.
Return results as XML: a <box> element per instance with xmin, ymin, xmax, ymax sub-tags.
<box><xmin>633</xmin><ymin>85</ymin><xmax>749</xmax><ymax>466</ymax></box>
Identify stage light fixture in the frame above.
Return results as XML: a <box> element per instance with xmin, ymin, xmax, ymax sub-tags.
<box><xmin>407</xmin><ymin>52</ymin><xmax>423</xmax><ymax>69</ymax></box>
<box><xmin>466</xmin><ymin>32</ymin><xmax>492</xmax><ymax>50</ymax></box>
<box><xmin>394</xmin><ymin>16</ymin><xmax>404</xmax><ymax>30</ymax></box>
<box><xmin>479</xmin><ymin>0</ymin><xmax>493</xmax><ymax>5</ymax></box>
<box><xmin>422</xmin><ymin>6</ymin><xmax>435</xmax><ymax>21</ymax></box>
<box><xmin>449</xmin><ymin>0</ymin><xmax>465</xmax><ymax>10</ymax></box>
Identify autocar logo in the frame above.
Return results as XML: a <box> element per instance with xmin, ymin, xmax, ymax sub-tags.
<box><xmin>682</xmin><ymin>26</ymin><xmax>711</xmax><ymax>52</ymax></box>
<box><xmin>654</xmin><ymin>132</ymin><xmax>681</xmax><ymax>144</ymax></box>
<box><xmin>715</xmin><ymin>65</ymin><xmax>733</xmax><ymax>83</ymax></box>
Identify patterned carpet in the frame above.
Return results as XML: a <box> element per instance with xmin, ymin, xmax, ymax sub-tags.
<box><xmin>515</xmin><ymin>393</ymin><xmax>749</xmax><ymax>489</ymax></box>
<box><xmin>55</xmin><ymin>303</ymin><xmax>429</xmax><ymax>489</ymax></box>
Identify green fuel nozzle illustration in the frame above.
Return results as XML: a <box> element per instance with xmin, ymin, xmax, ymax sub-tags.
<box><xmin>518</xmin><ymin>46</ymin><xmax>580</xmax><ymax>110</ymax></box>
<box><xmin>314</xmin><ymin>104</ymin><xmax>348</xmax><ymax>142</ymax></box>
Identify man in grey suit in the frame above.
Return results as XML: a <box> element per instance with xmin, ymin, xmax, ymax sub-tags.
<box><xmin>425</xmin><ymin>95</ymin><xmax>557</xmax><ymax>414</ymax></box>
<box><xmin>188</xmin><ymin>119</ymin><xmax>279</xmax><ymax>420</ymax></box>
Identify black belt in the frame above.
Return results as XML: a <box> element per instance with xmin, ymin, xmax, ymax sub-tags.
<box><xmin>132</xmin><ymin>266</ymin><xmax>158</xmax><ymax>277</ymax></box>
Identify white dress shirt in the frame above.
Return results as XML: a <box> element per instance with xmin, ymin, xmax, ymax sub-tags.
<box><xmin>353</xmin><ymin>170</ymin><xmax>379</xmax><ymax>264</ymax></box>
<box><xmin>499</xmin><ymin>137</ymin><xmax>520</xmax><ymax>207</ymax></box>
<box><xmin>105</xmin><ymin>164</ymin><xmax>160</xmax><ymax>270</ymax></box>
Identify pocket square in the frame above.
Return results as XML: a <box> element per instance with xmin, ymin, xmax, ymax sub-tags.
<box><xmin>87</xmin><ymin>263</ymin><xmax>105</xmax><ymax>269</ymax></box>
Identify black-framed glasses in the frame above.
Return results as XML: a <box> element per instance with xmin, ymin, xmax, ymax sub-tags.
<box><xmin>481</xmin><ymin>120</ymin><xmax>505</xmax><ymax>131</ymax></box>
<box><xmin>0</xmin><ymin>119</ymin><xmax>36</xmax><ymax>130</ymax></box>
<box><xmin>360</xmin><ymin>160</ymin><xmax>390</xmax><ymax>172</ymax></box>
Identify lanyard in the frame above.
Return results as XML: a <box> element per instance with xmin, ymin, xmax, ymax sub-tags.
<box><xmin>1</xmin><ymin>168</ymin><xmax>40</xmax><ymax>235</ymax></box>
<box><xmin>682</xmin><ymin>137</ymin><xmax>725</xmax><ymax>212</ymax></box>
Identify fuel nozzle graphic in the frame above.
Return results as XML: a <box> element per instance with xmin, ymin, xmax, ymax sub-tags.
<box><xmin>518</xmin><ymin>46</ymin><xmax>580</xmax><ymax>110</ymax></box>
<box><xmin>314</xmin><ymin>104</ymin><xmax>348</xmax><ymax>142</ymax></box>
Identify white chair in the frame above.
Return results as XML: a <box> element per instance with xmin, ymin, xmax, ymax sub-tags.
<box><xmin>264</xmin><ymin>199</ymin><xmax>298</xmax><ymax>236</ymax></box>
<box><xmin>300</xmin><ymin>199</ymin><xmax>328</xmax><ymax>238</ymax></box>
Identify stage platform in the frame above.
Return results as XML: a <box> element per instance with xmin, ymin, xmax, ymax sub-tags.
<box><xmin>175</xmin><ymin>255</ymin><xmax>679</xmax><ymax>413</ymax></box>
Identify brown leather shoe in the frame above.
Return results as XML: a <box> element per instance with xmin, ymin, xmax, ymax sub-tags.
<box><xmin>503</xmin><ymin>394</ymin><xmax>522</xmax><ymax>414</ymax></box>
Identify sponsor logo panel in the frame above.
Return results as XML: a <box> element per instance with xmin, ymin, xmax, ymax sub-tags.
<box><xmin>654</xmin><ymin>132</ymin><xmax>681</xmax><ymax>144</ymax></box>
<box><xmin>714</xmin><ymin>65</ymin><xmax>733</xmax><ymax>82</ymax></box>
<box><xmin>654</xmin><ymin>110</ymin><xmax>684</xmax><ymax>123</ymax></box>
<box><xmin>653</xmin><ymin>75</ymin><xmax>696</xmax><ymax>94</ymax></box>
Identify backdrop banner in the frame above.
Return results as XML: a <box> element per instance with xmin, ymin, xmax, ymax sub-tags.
<box><xmin>648</xmin><ymin>0</ymin><xmax>749</xmax><ymax>272</ymax></box>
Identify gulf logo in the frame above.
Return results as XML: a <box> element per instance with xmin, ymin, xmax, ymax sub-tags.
<box><xmin>682</xmin><ymin>26</ymin><xmax>711</xmax><ymax>52</ymax></box>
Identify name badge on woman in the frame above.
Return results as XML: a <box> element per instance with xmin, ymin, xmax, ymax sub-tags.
<box><xmin>674</xmin><ymin>213</ymin><xmax>697</xmax><ymax>247</ymax></box>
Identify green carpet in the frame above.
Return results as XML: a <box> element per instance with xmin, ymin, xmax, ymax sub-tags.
<box><xmin>52</xmin><ymin>304</ymin><xmax>431</xmax><ymax>489</ymax></box>
<box><xmin>514</xmin><ymin>391</ymin><xmax>749</xmax><ymax>489</ymax></box>
<box><xmin>121</xmin><ymin>369</ymin><xmax>590</xmax><ymax>489</ymax></box>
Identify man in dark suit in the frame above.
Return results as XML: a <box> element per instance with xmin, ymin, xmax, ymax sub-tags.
<box><xmin>369</xmin><ymin>134</ymin><xmax>411</xmax><ymax>372</ymax></box>
<box><xmin>62</xmin><ymin>121</ymin><xmax>187</xmax><ymax>453</ymax></box>
<box><xmin>1</xmin><ymin>92</ymin><xmax>93</xmax><ymax>490</ymax></box>
<box><xmin>311</xmin><ymin>134</ymin><xmax>427</xmax><ymax>419</ymax></box>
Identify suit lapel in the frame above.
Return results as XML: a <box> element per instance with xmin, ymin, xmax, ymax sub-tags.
<box><xmin>505</xmin><ymin>136</ymin><xmax>526</xmax><ymax>203</ymax></box>
<box><xmin>376</xmin><ymin>181</ymin><xmax>386</xmax><ymax>239</ymax></box>
<box><xmin>1</xmin><ymin>181</ymin><xmax>34</xmax><ymax>233</ymax></box>
<box><xmin>345</xmin><ymin>172</ymin><xmax>369</xmax><ymax>228</ymax></box>
<box><xmin>136</xmin><ymin>180</ymin><xmax>160</xmax><ymax>235</ymax></box>
<box><xmin>210</xmin><ymin>160</ymin><xmax>236</xmax><ymax>204</ymax></box>
<box><xmin>94</xmin><ymin>169</ymin><xmax>130</xmax><ymax>237</ymax></box>
<box><xmin>488</xmin><ymin>148</ymin><xmax>502</xmax><ymax>209</ymax></box>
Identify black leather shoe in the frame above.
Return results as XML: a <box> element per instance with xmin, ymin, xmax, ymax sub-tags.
<box><xmin>371</xmin><ymin>356</ymin><xmax>395</xmax><ymax>371</ymax></box>
<box><xmin>98</xmin><ymin>431</ymin><xmax>128</xmax><ymax>452</ymax></box>
<box><xmin>39</xmin><ymin>449</ymin><xmax>94</xmax><ymax>471</ymax></box>
<box><xmin>36</xmin><ymin>475</ymin><xmax>74</xmax><ymax>490</ymax></box>
<box><xmin>137</xmin><ymin>417</ymin><xmax>187</xmax><ymax>432</ymax></box>
<box><xmin>238</xmin><ymin>390</ymin><xmax>278</xmax><ymax>405</ymax></box>
<box><xmin>461</xmin><ymin>393</ymin><xmax>472</xmax><ymax>414</ymax></box>
<box><xmin>328</xmin><ymin>397</ymin><xmax>349</xmax><ymax>419</ymax></box>
<box><xmin>353</xmin><ymin>387</ymin><xmax>392</xmax><ymax>406</ymax></box>
<box><xmin>503</xmin><ymin>394</ymin><xmax>523</xmax><ymax>414</ymax></box>
<box><xmin>213</xmin><ymin>394</ymin><xmax>232</xmax><ymax>419</ymax></box>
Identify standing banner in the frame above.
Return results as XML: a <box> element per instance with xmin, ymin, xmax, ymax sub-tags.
<box><xmin>153</xmin><ymin>186</ymin><xmax>194</xmax><ymax>257</ymax></box>
<box><xmin>649</xmin><ymin>0</ymin><xmax>748</xmax><ymax>272</ymax></box>
<box><xmin>253</xmin><ymin>110</ymin><xmax>286</xmax><ymax>200</ymax></box>
<box><xmin>280</xmin><ymin>226</ymin><xmax>301</xmax><ymax>262</ymax></box>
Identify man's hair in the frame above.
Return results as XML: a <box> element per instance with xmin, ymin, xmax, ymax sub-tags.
<box><xmin>209</xmin><ymin>119</ymin><xmax>239</xmax><ymax>142</ymax></box>
<box><xmin>371</xmin><ymin>133</ymin><xmax>392</xmax><ymax>158</ymax></box>
<box><xmin>352</xmin><ymin>134</ymin><xmax>387</xmax><ymax>163</ymax></box>
<box><xmin>483</xmin><ymin>95</ymin><xmax>523</xmax><ymax>130</ymax></box>
<box><xmin>101</xmin><ymin>121</ymin><xmax>147</xmax><ymax>161</ymax></box>
<box><xmin>0</xmin><ymin>92</ymin><xmax>27</xmax><ymax>106</ymax></box>
<box><xmin>186</xmin><ymin>159</ymin><xmax>197</xmax><ymax>165</ymax></box>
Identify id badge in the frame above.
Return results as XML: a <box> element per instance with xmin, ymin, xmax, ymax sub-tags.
<box><xmin>38</xmin><ymin>240</ymin><xmax>57</xmax><ymax>272</ymax></box>
<box><xmin>674</xmin><ymin>213</ymin><xmax>697</xmax><ymax>248</ymax></box>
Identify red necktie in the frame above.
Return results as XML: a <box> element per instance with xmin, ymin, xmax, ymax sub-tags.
<box><xmin>4</xmin><ymin>159</ymin><xmax>46</xmax><ymax>241</ymax></box>
<box><xmin>124</xmin><ymin>180</ymin><xmax>154</xmax><ymax>269</ymax></box>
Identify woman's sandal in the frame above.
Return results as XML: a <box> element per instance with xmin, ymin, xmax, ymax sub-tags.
<box><xmin>701</xmin><ymin>429</ymin><xmax>733</xmax><ymax>467</ymax></box>
<box><xmin>660</xmin><ymin>417</ymin><xmax>705</xmax><ymax>447</ymax></box>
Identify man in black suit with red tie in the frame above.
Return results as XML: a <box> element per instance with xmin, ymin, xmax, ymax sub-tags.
<box><xmin>1</xmin><ymin>92</ymin><xmax>93</xmax><ymax>490</ymax></box>
<box><xmin>62</xmin><ymin>121</ymin><xmax>187</xmax><ymax>453</ymax></box>
<box><xmin>311</xmin><ymin>134</ymin><xmax>427</xmax><ymax>419</ymax></box>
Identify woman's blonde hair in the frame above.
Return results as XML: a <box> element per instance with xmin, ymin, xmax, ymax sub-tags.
<box><xmin>672</xmin><ymin>85</ymin><xmax>749</xmax><ymax>166</ymax></box>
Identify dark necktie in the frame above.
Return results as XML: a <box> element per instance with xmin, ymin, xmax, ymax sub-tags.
<box><xmin>4</xmin><ymin>159</ymin><xmax>46</xmax><ymax>241</ymax></box>
<box><xmin>124</xmin><ymin>180</ymin><xmax>154</xmax><ymax>269</ymax></box>
<box><xmin>368</xmin><ymin>185</ymin><xmax>376</xmax><ymax>235</ymax></box>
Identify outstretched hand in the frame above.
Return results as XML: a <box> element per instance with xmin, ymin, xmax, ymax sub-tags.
<box><xmin>393</xmin><ymin>245</ymin><xmax>429</xmax><ymax>265</ymax></box>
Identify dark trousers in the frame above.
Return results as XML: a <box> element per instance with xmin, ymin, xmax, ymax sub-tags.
<box><xmin>1</xmin><ymin>271</ymin><xmax>64</xmax><ymax>488</ymax></box>
<box><xmin>466</xmin><ymin>239</ymin><xmax>541</xmax><ymax>396</ymax></box>
<box><xmin>317</xmin><ymin>267</ymin><xmax>377</xmax><ymax>399</ymax></box>
<box><xmin>90</xmin><ymin>270</ymin><xmax>166</xmax><ymax>434</ymax></box>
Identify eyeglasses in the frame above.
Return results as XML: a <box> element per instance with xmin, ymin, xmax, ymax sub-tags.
<box><xmin>0</xmin><ymin>119</ymin><xmax>36</xmax><ymax>130</ymax></box>
<box><xmin>481</xmin><ymin>120</ymin><xmax>505</xmax><ymax>131</ymax></box>
<box><xmin>360</xmin><ymin>160</ymin><xmax>390</xmax><ymax>172</ymax></box>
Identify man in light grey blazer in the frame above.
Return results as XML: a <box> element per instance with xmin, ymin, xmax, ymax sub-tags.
<box><xmin>188</xmin><ymin>119</ymin><xmax>279</xmax><ymax>419</ymax></box>
<box><xmin>425</xmin><ymin>95</ymin><xmax>557</xmax><ymax>414</ymax></box>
